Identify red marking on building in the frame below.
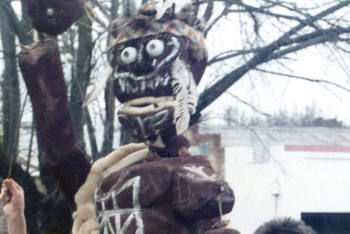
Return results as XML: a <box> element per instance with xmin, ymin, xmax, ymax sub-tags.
<box><xmin>285</xmin><ymin>145</ymin><xmax>350</xmax><ymax>153</ymax></box>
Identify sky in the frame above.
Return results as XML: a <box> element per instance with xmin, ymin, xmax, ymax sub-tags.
<box><xmin>198</xmin><ymin>0</ymin><xmax>350</xmax><ymax>125</ymax></box>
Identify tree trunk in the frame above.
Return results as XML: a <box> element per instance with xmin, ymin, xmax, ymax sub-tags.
<box><xmin>0</xmin><ymin>1</ymin><xmax>21</xmax><ymax>159</ymax></box>
<box><xmin>100</xmin><ymin>0</ymin><xmax>120</xmax><ymax>154</ymax></box>
<box><xmin>69</xmin><ymin>14</ymin><xmax>93</xmax><ymax>151</ymax></box>
<box><xmin>101</xmin><ymin>79</ymin><xmax>116</xmax><ymax>155</ymax></box>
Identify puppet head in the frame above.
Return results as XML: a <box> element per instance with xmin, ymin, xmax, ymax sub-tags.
<box><xmin>21</xmin><ymin>0</ymin><xmax>87</xmax><ymax>35</ymax></box>
<box><xmin>108</xmin><ymin>3</ymin><xmax>207</xmax><ymax>146</ymax></box>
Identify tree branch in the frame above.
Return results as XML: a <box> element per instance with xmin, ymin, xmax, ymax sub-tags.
<box><xmin>192</xmin><ymin>0</ymin><xmax>350</xmax><ymax>123</ymax></box>
<box><xmin>204</xmin><ymin>5</ymin><xmax>229</xmax><ymax>37</ymax></box>
<box><xmin>225</xmin><ymin>91</ymin><xmax>271</xmax><ymax>117</ymax></box>
<box><xmin>255</xmin><ymin>68</ymin><xmax>350</xmax><ymax>93</ymax></box>
<box><xmin>0</xmin><ymin>1</ymin><xmax>32</xmax><ymax>44</ymax></box>
<box><xmin>90</xmin><ymin>0</ymin><xmax>111</xmax><ymax>21</ymax></box>
<box><xmin>230</xmin><ymin>2</ymin><xmax>303</xmax><ymax>22</ymax></box>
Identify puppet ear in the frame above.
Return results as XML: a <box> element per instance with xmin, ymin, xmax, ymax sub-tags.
<box><xmin>177</xmin><ymin>4</ymin><xmax>206</xmax><ymax>32</ymax></box>
<box><xmin>156</xmin><ymin>0</ymin><xmax>176</xmax><ymax>19</ymax></box>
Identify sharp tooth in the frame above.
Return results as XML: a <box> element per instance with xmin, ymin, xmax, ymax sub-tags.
<box><xmin>147</xmin><ymin>79</ymin><xmax>154</xmax><ymax>90</ymax></box>
<box><xmin>140</xmin><ymin>80</ymin><xmax>146</xmax><ymax>93</ymax></box>
<box><xmin>118</xmin><ymin>78</ymin><xmax>126</xmax><ymax>92</ymax></box>
<box><xmin>154</xmin><ymin>76</ymin><xmax>160</xmax><ymax>88</ymax></box>
<box><xmin>125</xmin><ymin>79</ymin><xmax>131</xmax><ymax>93</ymax></box>
<box><xmin>162</xmin><ymin>75</ymin><xmax>170</xmax><ymax>87</ymax></box>
<box><xmin>131</xmin><ymin>80</ymin><xmax>139</xmax><ymax>94</ymax></box>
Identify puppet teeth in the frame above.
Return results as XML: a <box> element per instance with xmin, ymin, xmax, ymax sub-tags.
<box><xmin>161</xmin><ymin>75</ymin><xmax>170</xmax><ymax>87</ymax></box>
<box><xmin>140</xmin><ymin>80</ymin><xmax>146</xmax><ymax>93</ymax></box>
<box><xmin>147</xmin><ymin>79</ymin><xmax>155</xmax><ymax>90</ymax></box>
<box><xmin>131</xmin><ymin>85</ymin><xmax>139</xmax><ymax>95</ymax></box>
<box><xmin>125</xmin><ymin>79</ymin><xmax>132</xmax><ymax>93</ymax></box>
<box><xmin>154</xmin><ymin>76</ymin><xmax>161</xmax><ymax>88</ymax></box>
<box><xmin>118</xmin><ymin>77</ymin><xmax>126</xmax><ymax>92</ymax></box>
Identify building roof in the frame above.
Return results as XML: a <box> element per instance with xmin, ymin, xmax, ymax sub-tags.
<box><xmin>195</xmin><ymin>125</ymin><xmax>350</xmax><ymax>147</ymax></box>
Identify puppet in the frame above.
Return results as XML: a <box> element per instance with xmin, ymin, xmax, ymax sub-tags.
<box><xmin>18</xmin><ymin>1</ymin><xmax>236</xmax><ymax>233</ymax></box>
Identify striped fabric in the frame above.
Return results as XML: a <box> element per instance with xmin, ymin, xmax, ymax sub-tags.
<box><xmin>109</xmin><ymin>18</ymin><xmax>205</xmax><ymax>51</ymax></box>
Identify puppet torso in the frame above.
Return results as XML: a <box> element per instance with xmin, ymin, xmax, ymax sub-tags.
<box><xmin>95</xmin><ymin>155</ymin><xmax>234</xmax><ymax>234</ymax></box>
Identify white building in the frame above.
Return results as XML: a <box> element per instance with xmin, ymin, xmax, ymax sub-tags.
<box><xmin>191</xmin><ymin>126</ymin><xmax>350</xmax><ymax>234</ymax></box>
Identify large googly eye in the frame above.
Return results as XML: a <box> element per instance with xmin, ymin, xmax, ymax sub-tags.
<box><xmin>146</xmin><ymin>39</ymin><xmax>165</xmax><ymax>57</ymax></box>
<box><xmin>120</xmin><ymin>47</ymin><xmax>137</xmax><ymax>64</ymax></box>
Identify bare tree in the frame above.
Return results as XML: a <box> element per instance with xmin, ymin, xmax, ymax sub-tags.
<box><xmin>192</xmin><ymin>0</ymin><xmax>350</xmax><ymax>123</ymax></box>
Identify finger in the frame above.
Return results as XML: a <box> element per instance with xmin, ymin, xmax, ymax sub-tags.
<box><xmin>6</xmin><ymin>179</ymin><xmax>22</xmax><ymax>193</ymax></box>
<box><xmin>7</xmin><ymin>180</ymin><xmax>24</xmax><ymax>200</ymax></box>
<box><xmin>12</xmin><ymin>180</ymin><xmax>24</xmax><ymax>193</ymax></box>
<box><xmin>97</xmin><ymin>143</ymin><xmax>147</xmax><ymax>170</ymax></box>
<box><xmin>0</xmin><ymin>189</ymin><xmax>4</xmax><ymax>201</ymax></box>
<box><xmin>1</xmin><ymin>179</ymin><xmax>8</xmax><ymax>191</ymax></box>
<box><xmin>0</xmin><ymin>183</ymin><xmax>4</xmax><ymax>198</ymax></box>
<box><xmin>6</xmin><ymin>179</ymin><xmax>16</xmax><ymax>193</ymax></box>
<box><xmin>0</xmin><ymin>188</ymin><xmax>11</xmax><ymax>205</ymax></box>
<box><xmin>0</xmin><ymin>182</ymin><xmax>8</xmax><ymax>200</ymax></box>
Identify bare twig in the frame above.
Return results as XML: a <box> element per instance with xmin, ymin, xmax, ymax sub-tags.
<box><xmin>193</xmin><ymin>0</ymin><xmax>350</xmax><ymax>122</ymax></box>
<box><xmin>255</xmin><ymin>68</ymin><xmax>350</xmax><ymax>93</ymax></box>
<box><xmin>204</xmin><ymin>5</ymin><xmax>229</xmax><ymax>37</ymax></box>
<box><xmin>26</xmin><ymin>120</ymin><xmax>35</xmax><ymax>174</ymax></box>
<box><xmin>208</xmin><ymin>49</ymin><xmax>256</xmax><ymax>65</ymax></box>
<box><xmin>0</xmin><ymin>1</ymin><xmax>32</xmax><ymax>44</ymax></box>
<box><xmin>225</xmin><ymin>91</ymin><xmax>271</xmax><ymax>117</ymax></box>
<box><xmin>8</xmin><ymin>93</ymin><xmax>29</xmax><ymax>178</ymax></box>
<box><xmin>90</xmin><ymin>0</ymin><xmax>111</xmax><ymax>21</ymax></box>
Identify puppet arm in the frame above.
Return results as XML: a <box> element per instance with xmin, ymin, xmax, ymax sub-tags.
<box><xmin>18</xmin><ymin>0</ymin><xmax>90</xmax><ymax>209</ymax></box>
<box><xmin>172</xmin><ymin>156</ymin><xmax>235</xmax><ymax>230</ymax></box>
<box><xmin>18</xmin><ymin>39</ymin><xmax>91</xmax><ymax>209</ymax></box>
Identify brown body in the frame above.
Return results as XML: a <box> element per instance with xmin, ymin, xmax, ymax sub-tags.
<box><xmin>96</xmin><ymin>154</ymin><xmax>234</xmax><ymax>234</ymax></box>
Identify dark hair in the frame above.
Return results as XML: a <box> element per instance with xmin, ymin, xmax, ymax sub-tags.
<box><xmin>254</xmin><ymin>217</ymin><xmax>317</xmax><ymax>234</ymax></box>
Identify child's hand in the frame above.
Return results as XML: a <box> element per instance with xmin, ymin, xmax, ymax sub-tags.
<box><xmin>0</xmin><ymin>179</ymin><xmax>25</xmax><ymax>219</ymax></box>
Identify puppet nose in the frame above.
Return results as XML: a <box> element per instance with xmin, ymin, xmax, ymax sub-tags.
<box><xmin>133</xmin><ymin>59</ymin><xmax>154</xmax><ymax>75</ymax></box>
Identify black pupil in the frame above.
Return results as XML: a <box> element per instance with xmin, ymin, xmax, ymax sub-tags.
<box><xmin>124</xmin><ymin>50</ymin><xmax>129</xmax><ymax>57</ymax></box>
<box><xmin>150</xmin><ymin>43</ymin><xmax>156</xmax><ymax>50</ymax></box>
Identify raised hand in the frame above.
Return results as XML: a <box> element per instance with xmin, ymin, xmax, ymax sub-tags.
<box><xmin>1</xmin><ymin>179</ymin><xmax>25</xmax><ymax>219</ymax></box>
<box><xmin>0</xmin><ymin>179</ymin><xmax>27</xmax><ymax>234</ymax></box>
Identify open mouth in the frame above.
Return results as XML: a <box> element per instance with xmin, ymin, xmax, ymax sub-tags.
<box><xmin>114</xmin><ymin>73</ymin><xmax>173</xmax><ymax>103</ymax></box>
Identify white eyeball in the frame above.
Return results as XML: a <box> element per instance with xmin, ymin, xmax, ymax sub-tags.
<box><xmin>146</xmin><ymin>39</ymin><xmax>165</xmax><ymax>57</ymax></box>
<box><xmin>120</xmin><ymin>47</ymin><xmax>137</xmax><ymax>64</ymax></box>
